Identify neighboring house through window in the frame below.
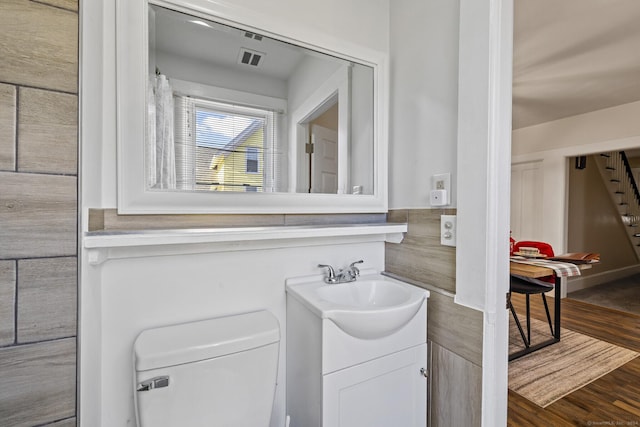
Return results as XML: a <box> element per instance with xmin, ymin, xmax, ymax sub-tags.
<box><xmin>246</xmin><ymin>147</ymin><xmax>259</xmax><ymax>174</ymax></box>
<box><xmin>174</xmin><ymin>95</ymin><xmax>277</xmax><ymax>192</ymax></box>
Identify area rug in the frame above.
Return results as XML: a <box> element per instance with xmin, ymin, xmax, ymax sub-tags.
<box><xmin>508</xmin><ymin>318</ymin><xmax>639</xmax><ymax>408</ymax></box>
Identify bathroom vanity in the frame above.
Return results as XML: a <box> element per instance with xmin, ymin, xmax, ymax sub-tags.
<box><xmin>285</xmin><ymin>272</ymin><xmax>429</xmax><ymax>427</ymax></box>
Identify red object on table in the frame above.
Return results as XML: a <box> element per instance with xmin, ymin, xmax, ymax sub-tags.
<box><xmin>513</xmin><ymin>241</ymin><xmax>555</xmax><ymax>283</ymax></box>
<box><xmin>509</xmin><ymin>232</ymin><xmax>515</xmax><ymax>256</ymax></box>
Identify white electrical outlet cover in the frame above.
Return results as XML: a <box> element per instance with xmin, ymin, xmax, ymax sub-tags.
<box><xmin>431</xmin><ymin>173</ymin><xmax>451</xmax><ymax>205</ymax></box>
<box><xmin>430</xmin><ymin>189</ymin><xmax>447</xmax><ymax>206</ymax></box>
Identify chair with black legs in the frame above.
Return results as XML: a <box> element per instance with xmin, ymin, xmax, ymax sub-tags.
<box><xmin>508</xmin><ymin>274</ymin><xmax>555</xmax><ymax>348</ymax></box>
<box><xmin>509</xmin><ymin>240</ymin><xmax>556</xmax><ymax>349</ymax></box>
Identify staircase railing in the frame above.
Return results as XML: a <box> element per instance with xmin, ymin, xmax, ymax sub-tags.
<box><xmin>620</xmin><ymin>151</ymin><xmax>640</xmax><ymax>208</ymax></box>
<box><xmin>600</xmin><ymin>151</ymin><xmax>640</xmax><ymax>237</ymax></box>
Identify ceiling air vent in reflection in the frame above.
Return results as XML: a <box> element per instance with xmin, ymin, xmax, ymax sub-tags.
<box><xmin>244</xmin><ymin>31</ymin><xmax>263</xmax><ymax>41</ymax></box>
<box><xmin>238</xmin><ymin>48</ymin><xmax>265</xmax><ymax>67</ymax></box>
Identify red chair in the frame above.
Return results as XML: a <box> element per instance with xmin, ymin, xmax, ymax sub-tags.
<box><xmin>513</xmin><ymin>241</ymin><xmax>555</xmax><ymax>283</ymax></box>
<box><xmin>510</xmin><ymin>240</ymin><xmax>555</xmax><ymax>348</ymax></box>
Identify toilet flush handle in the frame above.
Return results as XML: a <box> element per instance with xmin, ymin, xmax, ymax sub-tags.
<box><xmin>137</xmin><ymin>375</ymin><xmax>170</xmax><ymax>392</ymax></box>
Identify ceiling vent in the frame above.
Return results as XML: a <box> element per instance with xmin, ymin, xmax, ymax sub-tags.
<box><xmin>238</xmin><ymin>48</ymin><xmax>265</xmax><ymax>67</ymax></box>
<box><xmin>244</xmin><ymin>31</ymin><xmax>263</xmax><ymax>41</ymax></box>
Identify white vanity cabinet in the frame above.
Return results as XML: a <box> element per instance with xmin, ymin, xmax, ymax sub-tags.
<box><xmin>285</xmin><ymin>274</ymin><xmax>429</xmax><ymax>427</ymax></box>
<box><xmin>322</xmin><ymin>344</ymin><xmax>427</xmax><ymax>426</ymax></box>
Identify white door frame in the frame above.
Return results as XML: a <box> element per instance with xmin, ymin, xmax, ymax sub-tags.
<box><xmin>289</xmin><ymin>66</ymin><xmax>351</xmax><ymax>193</ymax></box>
<box><xmin>456</xmin><ymin>0</ymin><xmax>513</xmax><ymax>425</ymax></box>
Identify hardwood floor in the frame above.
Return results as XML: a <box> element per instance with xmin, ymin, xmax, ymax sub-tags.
<box><xmin>508</xmin><ymin>295</ymin><xmax>640</xmax><ymax>426</ymax></box>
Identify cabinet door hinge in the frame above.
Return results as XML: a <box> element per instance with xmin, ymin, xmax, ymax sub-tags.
<box><xmin>305</xmin><ymin>142</ymin><xmax>314</xmax><ymax>154</ymax></box>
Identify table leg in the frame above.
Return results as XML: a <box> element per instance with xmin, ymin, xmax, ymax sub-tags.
<box><xmin>554</xmin><ymin>275</ymin><xmax>561</xmax><ymax>340</ymax></box>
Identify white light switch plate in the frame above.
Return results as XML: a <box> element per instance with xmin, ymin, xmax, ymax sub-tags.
<box><xmin>441</xmin><ymin>215</ymin><xmax>456</xmax><ymax>247</ymax></box>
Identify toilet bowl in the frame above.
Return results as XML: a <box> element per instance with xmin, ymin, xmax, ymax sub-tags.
<box><xmin>133</xmin><ymin>310</ymin><xmax>280</xmax><ymax>427</ymax></box>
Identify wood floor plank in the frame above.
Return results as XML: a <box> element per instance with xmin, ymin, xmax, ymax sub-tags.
<box><xmin>508</xmin><ymin>295</ymin><xmax>640</xmax><ymax>426</ymax></box>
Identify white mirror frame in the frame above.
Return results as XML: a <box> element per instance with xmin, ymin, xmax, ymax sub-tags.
<box><xmin>116</xmin><ymin>0</ymin><xmax>389</xmax><ymax>214</ymax></box>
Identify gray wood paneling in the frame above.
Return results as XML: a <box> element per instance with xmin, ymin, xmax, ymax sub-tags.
<box><xmin>46</xmin><ymin>417</ymin><xmax>77</xmax><ymax>427</ymax></box>
<box><xmin>385</xmin><ymin>208</ymin><xmax>483</xmax><ymax>362</ymax></box>
<box><xmin>428</xmin><ymin>291</ymin><xmax>483</xmax><ymax>366</ymax></box>
<box><xmin>33</xmin><ymin>0</ymin><xmax>78</xmax><ymax>12</ymax></box>
<box><xmin>385</xmin><ymin>208</ymin><xmax>457</xmax><ymax>293</ymax></box>
<box><xmin>95</xmin><ymin>208</ymin><xmax>285</xmax><ymax>231</ymax></box>
<box><xmin>0</xmin><ymin>84</ymin><xmax>16</xmax><ymax>171</ymax></box>
<box><xmin>87</xmin><ymin>209</ymin><xmax>105</xmax><ymax>232</ymax></box>
<box><xmin>18</xmin><ymin>87</ymin><xmax>78</xmax><ymax>174</ymax></box>
<box><xmin>0</xmin><ymin>0</ymin><xmax>78</xmax><ymax>425</ymax></box>
<box><xmin>17</xmin><ymin>258</ymin><xmax>77</xmax><ymax>343</ymax></box>
<box><xmin>88</xmin><ymin>209</ymin><xmax>385</xmax><ymax>232</ymax></box>
<box><xmin>0</xmin><ymin>0</ymin><xmax>77</xmax><ymax>93</ymax></box>
<box><xmin>386</xmin><ymin>208</ymin><xmax>408</xmax><ymax>224</ymax></box>
<box><xmin>0</xmin><ymin>338</ymin><xmax>76</xmax><ymax>426</ymax></box>
<box><xmin>284</xmin><ymin>213</ymin><xmax>386</xmax><ymax>225</ymax></box>
<box><xmin>0</xmin><ymin>172</ymin><xmax>77</xmax><ymax>259</ymax></box>
<box><xmin>0</xmin><ymin>260</ymin><xmax>16</xmax><ymax>346</ymax></box>
<box><xmin>430</xmin><ymin>341</ymin><xmax>482</xmax><ymax>427</ymax></box>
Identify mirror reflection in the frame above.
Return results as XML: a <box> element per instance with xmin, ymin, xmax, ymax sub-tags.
<box><xmin>147</xmin><ymin>4</ymin><xmax>375</xmax><ymax>195</ymax></box>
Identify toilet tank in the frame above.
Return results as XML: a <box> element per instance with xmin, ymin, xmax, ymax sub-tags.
<box><xmin>133</xmin><ymin>311</ymin><xmax>280</xmax><ymax>427</ymax></box>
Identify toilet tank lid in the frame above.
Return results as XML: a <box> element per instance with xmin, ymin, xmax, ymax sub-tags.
<box><xmin>134</xmin><ymin>310</ymin><xmax>280</xmax><ymax>371</ymax></box>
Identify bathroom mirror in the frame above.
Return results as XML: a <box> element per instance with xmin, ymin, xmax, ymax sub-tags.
<box><xmin>116</xmin><ymin>0</ymin><xmax>388</xmax><ymax>213</ymax></box>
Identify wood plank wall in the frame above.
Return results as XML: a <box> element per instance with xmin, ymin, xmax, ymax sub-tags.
<box><xmin>88</xmin><ymin>209</ymin><xmax>386</xmax><ymax>231</ymax></box>
<box><xmin>386</xmin><ymin>208</ymin><xmax>483</xmax><ymax>426</ymax></box>
<box><xmin>0</xmin><ymin>1</ymin><xmax>78</xmax><ymax>425</ymax></box>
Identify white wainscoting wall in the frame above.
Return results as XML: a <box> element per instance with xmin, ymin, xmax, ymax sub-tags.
<box><xmin>79</xmin><ymin>226</ymin><xmax>404</xmax><ymax>426</ymax></box>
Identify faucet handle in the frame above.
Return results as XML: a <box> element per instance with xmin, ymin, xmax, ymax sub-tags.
<box><xmin>349</xmin><ymin>260</ymin><xmax>364</xmax><ymax>276</ymax></box>
<box><xmin>318</xmin><ymin>264</ymin><xmax>337</xmax><ymax>283</ymax></box>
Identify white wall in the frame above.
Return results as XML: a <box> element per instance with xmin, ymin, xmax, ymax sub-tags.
<box><xmin>287</xmin><ymin>56</ymin><xmax>342</xmax><ymax>114</ymax></box>
<box><xmin>350</xmin><ymin>64</ymin><xmax>375</xmax><ymax>194</ymax></box>
<box><xmin>511</xmin><ymin>101</ymin><xmax>640</xmax><ymax>253</ymax></box>
<box><xmin>513</xmin><ymin>100</ymin><xmax>640</xmax><ymax>157</ymax></box>
<box><xmin>156</xmin><ymin>51</ymin><xmax>288</xmax><ymax>99</ymax></box>
<box><xmin>81</xmin><ymin>240</ymin><xmax>385</xmax><ymax>426</ymax></box>
<box><xmin>388</xmin><ymin>0</ymin><xmax>460</xmax><ymax>209</ymax></box>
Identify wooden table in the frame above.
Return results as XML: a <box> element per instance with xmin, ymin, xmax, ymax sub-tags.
<box><xmin>508</xmin><ymin>260</ymin><xmax>593</xmax><ymax>361</ymax></box>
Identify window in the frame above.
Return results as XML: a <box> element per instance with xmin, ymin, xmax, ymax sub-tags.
<box><xmin>246</xmin><ymin>147</ymin><xmax>259</xmax><ymax>173</ymax></box>
<box><xmin>174</xmin><ymin>97</ymin><xmax>277</xmax><ymax>192</ymax></box>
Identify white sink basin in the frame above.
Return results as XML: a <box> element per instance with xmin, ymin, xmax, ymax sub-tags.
<box><xmin>286</xmin><ymin>272</ymin><xmax>427</xmax><ymax>339</ymax></box>
<box><xmin>316</xmin><ymin>280</ymin><xmax>414</xmax><ymax>307</ymax></box>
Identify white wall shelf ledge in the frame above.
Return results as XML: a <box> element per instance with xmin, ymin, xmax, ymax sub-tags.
<box><xmin>84</xmin><ymin>223</ymin><xmax>407</xmax><ymax>265</ymax></box>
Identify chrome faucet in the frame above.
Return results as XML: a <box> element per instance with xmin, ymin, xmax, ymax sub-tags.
<box><xmin>318</xmin><ymin>260</ymin><xmax>364</xmax><ymax>284</ymax></box>
<box><xmin>317</xmin><ymin>264</ymin><xmax>338</xmax><ymax>284</ymax></box>
<box><xmin>346</xmin><ymin>260</ymin><xmax>363</xmax><ymax>279</ymax></box>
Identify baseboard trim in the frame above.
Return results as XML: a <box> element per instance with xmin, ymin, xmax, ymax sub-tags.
<box><xmin>567</xmin><ymin>264</ymin><xmax>640</xmax><ymax>293</ymax></box>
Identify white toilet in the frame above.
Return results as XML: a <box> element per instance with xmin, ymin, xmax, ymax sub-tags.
<box><xmin>133</xmin><ymin>310</ymin><xmax>280</xmax><ymax>427</ymax></box>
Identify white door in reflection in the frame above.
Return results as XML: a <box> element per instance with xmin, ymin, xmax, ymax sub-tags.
<box><xmin>311</xmin><ymin>124</ymin><xmax>339</xmax><ymax>194</ymax></box>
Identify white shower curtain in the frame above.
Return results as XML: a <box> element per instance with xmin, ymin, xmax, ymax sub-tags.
<box><xmin>173</xmin><ymin>96</ymin><xmax>196</xmax><ymax>190</ymax></box>
<box><xmin>147</xmin><ymin>74</ymin><xmax>176</xmax><ymax>189</ymax></box>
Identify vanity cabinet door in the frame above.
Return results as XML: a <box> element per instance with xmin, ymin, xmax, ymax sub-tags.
<box><xmin>322</xmin><ymin>344</ymin><xmax>427</xmax><ymax>427</ymax></box>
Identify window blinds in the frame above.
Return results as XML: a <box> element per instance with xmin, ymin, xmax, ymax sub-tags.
<box><xmin>172</xmin><ymin>95</ymin><xmax>284</xmax><ymax>192</ymax></box>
